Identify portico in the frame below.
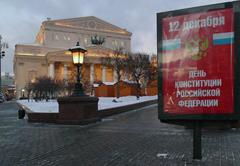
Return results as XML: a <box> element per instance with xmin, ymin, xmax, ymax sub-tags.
<box><xmin>45</xmin><ymin>46</ymin><xmax>115</xmax><ymax>83</ymax></box>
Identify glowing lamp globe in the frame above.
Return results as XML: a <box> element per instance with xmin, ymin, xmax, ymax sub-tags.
<box><xmin>69</xmin><ymin>42</ymin><xmax>87</xmax><ymax>65</ymax></box>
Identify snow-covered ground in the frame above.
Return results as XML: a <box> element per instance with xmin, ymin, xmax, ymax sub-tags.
<box><xmin>17</xmin><ymin>96</ymin><xmax>157</xmax><ymax>113</ymax></box>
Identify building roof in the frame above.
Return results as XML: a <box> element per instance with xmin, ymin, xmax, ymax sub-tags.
<box><xmin>42</xmin><ymin>16</ymin><xmax>132</xmax><ymax>36</ymax></box>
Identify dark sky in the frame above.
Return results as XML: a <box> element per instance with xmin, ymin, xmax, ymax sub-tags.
<box><xmin>0</xmin><ymin>0</ymin><xmax>232</xmax><ymax>74</ymax></box>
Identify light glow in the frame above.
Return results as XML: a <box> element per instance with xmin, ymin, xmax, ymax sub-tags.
<box><xmin>72</xmin><ymin>52</ymin><xmax>84</xmax><ymax>64</ymax></box>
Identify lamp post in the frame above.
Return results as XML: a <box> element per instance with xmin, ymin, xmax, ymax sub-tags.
<box><xmin>57</xmin><ymin>42</ymin><xmax>99</xmax><ymax>125</ymax></box>
<box><xmin>69</xmin><ymin>42</ymin><xmax>87</xmax><ymax>96</ymax></box>
<box><xmin>21</xmin><ymin>89</ymin><xmax>25</xmax><ymax>98</ymax></box>
<box><xmin>0</xmin><ymin>35</ymin><xmax>8</xmax><ymax>94</ymax></box>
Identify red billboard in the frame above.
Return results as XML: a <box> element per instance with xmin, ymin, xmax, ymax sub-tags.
<box><xmin>162</xmin><ymin>8</ymin><xmax>234</xmax><ymax>115</ymax></box>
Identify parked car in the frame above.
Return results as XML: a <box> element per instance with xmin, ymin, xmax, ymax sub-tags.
<box><xmin>0</xmin><ymin>93</ymin><xmax>5</xmax><ymax>103</ymax></box>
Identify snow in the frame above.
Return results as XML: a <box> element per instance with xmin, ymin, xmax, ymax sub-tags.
<box><xmin>102</xmin><ymin>82</ymin><xmax>115</xmax><ymax>86</ymax></box>
<box><xmin>93</xmin><ymin>83</ymin><xmax>99</xmax><ymax>87</ymax></box>
<box><xmin>17</xmin><ymin>100</ymin><xmax>59</xmax><ymax>113</ymax></box>
<box><xmin>98</xmin><ymin>96</ymin><xmax>157</xmax><ymax>110</ymax></box>
<box><xmin>122</xmin><ymin>79</ymin><xmax>137</xmax><ymax>84</ymax></box>
<box><xmin>17</xmin><ymin>95</ymin><xmax>157</xmax><ymax>113</ymax></box>
<box><xmin>156</xmin><ymin>153</ymin><xmax>168</xmax><ymax>158</ymax></box>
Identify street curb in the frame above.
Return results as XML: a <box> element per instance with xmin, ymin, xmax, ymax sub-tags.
<box><xmin>98</xmin><ymin>99</ymin><xmax>157</xmax><ymax>118</ymax></box>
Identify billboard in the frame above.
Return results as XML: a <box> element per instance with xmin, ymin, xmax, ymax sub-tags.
<box><xmin>157</xmin><ymin>2</ymin><xmax>240</xmax><ymax>121</ymax></box>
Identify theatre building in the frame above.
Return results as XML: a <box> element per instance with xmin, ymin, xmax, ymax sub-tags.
<box><xmin>14</xmin><ymin>16</ymin><xmax>132</xmax><ymax>98</ymax></box>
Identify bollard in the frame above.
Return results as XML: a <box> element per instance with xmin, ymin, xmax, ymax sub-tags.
<box><xmin>193</xmin><ymin>121</ymin><xmax>202</xmax><ymax>160</ymax></box>
<box><xmin>18</xmin><ymin>109</ymin><xmax>25</xmax><ymax>119</ymax></box>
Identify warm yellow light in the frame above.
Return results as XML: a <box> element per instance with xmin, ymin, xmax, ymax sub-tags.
<box><xmin>65</xmin><ymin>51</ymin><xmax>72</xmax><ymax>55</ymax></box>
<box><xmin>69</xmin><ymin>42</ymin><xmax>87</xmax><ymax>65</ymax></box>
<box><xmin>72</xmin><ymin>52</ymin><xmax>84</xmax><ymax>64</ymax></box>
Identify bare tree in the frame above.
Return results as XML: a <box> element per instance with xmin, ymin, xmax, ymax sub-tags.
<box><xmin>127</xmin><ymin>53</ymin><xmax>151</xmax><ymax>99</ymax></box>
<box><xmin>147</xmin><ymin>55</ymin><xmax>158</xmax><ymax>83</ymax></box>
<box><xmin>144</xmin><ymin>56</ymin><xmax>157</xmax><ymax>90</ymax></box>
<box><xmin>30</xmin><ymin>76</ymin><xmax>64</xmax><ymax>101</ymax></box>
<box><xmin>101</xmin><ymin>47</ymin><xmax>128</xmax><ymax>98</ymax></box>
<box><xmin>64</xmin><ymin>81</ymin><xmax>75</xmax><ymax>96</ymax></box>
<box><xmin>25</xmin><ymin>82</ymin><xmax>34</xmax><ymax>102</ymax></box>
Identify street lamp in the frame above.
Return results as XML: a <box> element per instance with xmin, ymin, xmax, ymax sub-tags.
<box><xmin>21</xmin><ymin>89</ymin><xmax>25</xmax><ymax>98</ymax></box>
<box><xmin>69</xmin><ymin>42</ymin><xmax>87</xmax><ymax>96</ymax></box>
<box><xmin>0</xmin><ymin>35</ymin><xmax>8</xmax><ymax>94</ymax></box>
<box><xmin>57</xmin><ymin>42</ymin><xmax>99</xmax><ymax>125</ymax></box>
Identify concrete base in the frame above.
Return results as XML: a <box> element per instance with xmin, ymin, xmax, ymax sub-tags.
<box><xmin>57</xmin><ymin>96</ymin><xmax>100</xmax><ymax>125</ymax></box>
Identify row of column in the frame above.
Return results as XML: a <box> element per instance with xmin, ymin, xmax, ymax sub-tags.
<box><xmin>48</xmin><ymin>63</ymin><xmax>117</xmax><ymax>83</ymax></box>
<box><xmin>90</xmin><ymin>64</ymin><xmax>118</xmax><ymax>83</ymax></box>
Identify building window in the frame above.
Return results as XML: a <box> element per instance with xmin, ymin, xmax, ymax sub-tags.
<box><xmin>84</xmin><ymin>38</ymin><xmax>88</xmax><ymax>44</ymax></box>
<box><xmin>55</xmin><ymin>35</ymin><xmax>59</xmax><ymax>40</ymax></box>
<box><xmin>121</xmin><ymin>41</ymin><xmax>124</xmax><ymax>47</ymax></box>
<box><xmin>62</xmin><ymin>35</ymin><xmax>71</xmax><ymax>41</ymax></box>
<box><xmin>112</xmin><ymin>40</ymin><xmax>118</xmax><ymax>47</ymax></box>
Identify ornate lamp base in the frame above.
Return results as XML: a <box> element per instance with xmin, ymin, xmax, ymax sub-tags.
<box><xmin>57</xmin><ymin>96</ymin><xmax>100</xmax><ymax>125</ymax></box>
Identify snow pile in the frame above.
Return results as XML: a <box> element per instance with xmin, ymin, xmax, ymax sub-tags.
<box><xmin>17</xmin><ymin>95</ymin><xmax>157</xmax><ymax>113</ymax></box>
<box><xmin>17</xmin><ymin>100</ymin><xmax>59</xmax><ymax>113</ymax></box>
<box><xmin>98</xmin><ymin>96</ymin><xmax>157</xmax><ymax>110</ymax></box>
<box><xmin>102</xmin><ymin>82</ymin><xmax>116</xmax><ymax>86</ymax></box>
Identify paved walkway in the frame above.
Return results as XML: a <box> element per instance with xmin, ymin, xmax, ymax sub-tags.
<box><xmin>0</xmin><ymin>101</ymin><xmax>240</xmax><ymax>166</ymax></box>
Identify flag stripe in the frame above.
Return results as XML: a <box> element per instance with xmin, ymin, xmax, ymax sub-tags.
<box><xmin>213</xmin><ymin>32</ymin><xmax>234</xmax><ymax>40</ymax></box>
<box><xmin>162</xmin><ymin>39</ymin><xmax>180</xmax><ymax>51</ymax></box>
<box><xmin>213</xmin><ymin>38</ymin><xmax>234</xmax><ymax>45</ymax></box>
<box><xmin>213</xmin><ymin>32</ymin><xmax>234</xmax><ymax>45</ymax></box>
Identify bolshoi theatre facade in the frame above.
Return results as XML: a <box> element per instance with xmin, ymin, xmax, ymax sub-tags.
<box><xmin>14</xmin><ymin>16</ymin><xmax>132</xmax><ymax>98</ymax></box>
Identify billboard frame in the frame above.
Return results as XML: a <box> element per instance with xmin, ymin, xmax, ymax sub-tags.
<box><xmin>157</xmin><ymin>1</ymin><xmax>240</xmax><ymax>122</ymax></box>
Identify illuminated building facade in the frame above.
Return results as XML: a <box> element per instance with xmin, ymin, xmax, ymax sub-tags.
<box><xmin>14</xmin><ymin>16</ymin><xmax>132</xmax><ymax>98</ymax></box>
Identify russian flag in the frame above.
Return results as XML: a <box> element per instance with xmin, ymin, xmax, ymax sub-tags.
<box><xmin>213</xmin><ymin>32</ymin><xmax>234</xmax><ymax>45</ymax></box>
<box><xmin>162</xmin><ymin>39</ymin><xmax>181</xmax><ymax>51</ymax></box>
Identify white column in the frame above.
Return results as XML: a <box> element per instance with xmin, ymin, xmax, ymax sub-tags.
<box><xmin>102</xmin><ymin>66</ymin><xmax>106</xmax><ymax>82</ymax></box>
<box><xmin>63</xmin><ymin>64</ymin><xmax>68</xmax><ymax>80</ymax></box>
<box><xmin>48</xmin><ymin>63</ymin><xmax>55</xmax><ymax>79</ymax></box>
<box><xmin>90</xmin><ymin>64</ymin><xmax>95</xmax><ymax>84</ymax></box>
<box><xmin>114</xmin><ymin>69</ymin><xmax>117</xmax><ymax>82</ymax></box>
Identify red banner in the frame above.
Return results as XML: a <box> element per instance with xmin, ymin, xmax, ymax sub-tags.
<box><xmin>162</xmin><ymin>9</ymin><xmax>234</xmax><ymax>114</ymax></box>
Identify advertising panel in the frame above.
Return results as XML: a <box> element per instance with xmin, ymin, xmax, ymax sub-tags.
<box><xmin>162</xmin><ymin>8</ymin><xmax>234</xmax><ymax>115</ymax></box>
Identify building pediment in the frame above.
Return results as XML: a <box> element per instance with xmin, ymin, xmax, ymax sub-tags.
<box><xmin>44</xmin><ymin>16</ymin><xmax>132</xmax><ymax>36</ymax></box>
